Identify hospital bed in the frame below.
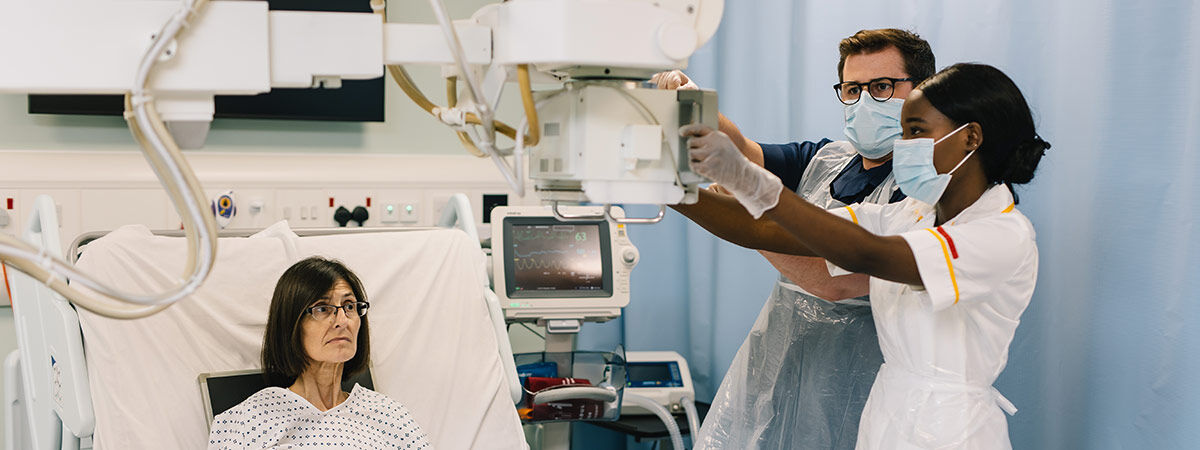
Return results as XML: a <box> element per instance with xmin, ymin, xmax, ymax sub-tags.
<box><xmin>4</xmin><ymin>194</ymin><xmax>527</xmax><ymax>449</ymax></box>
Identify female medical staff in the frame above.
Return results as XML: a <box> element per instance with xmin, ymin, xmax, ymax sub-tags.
<box><xmin>681</xmin><ymin>63</ymin><xmax>1050</xmax><ymax>449</ymax></box>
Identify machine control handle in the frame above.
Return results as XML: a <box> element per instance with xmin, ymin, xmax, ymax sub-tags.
<box><xmin>605</xmin><ymin>204</ymin><xmax>665</xmax><ymax>224</ymax></box>
<box><xmin>550</xmin><ymin>202</ymin><xmax>605</xmax><ymax>222</ymax></box>
<box><xmin>532</xmin><ymin>386</ymin><xmax>618</xmax><ymax>404</ymax></box>
<box><xmin>551</xmin><ymin>203</ymin><xmax>665</xmax><ymax>225</ymax></box>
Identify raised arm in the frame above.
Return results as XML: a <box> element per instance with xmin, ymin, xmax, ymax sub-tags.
<box><xmin>670</xmin><ymin>187</ymin><xmax>812</xmax><ymax>255</ymax></box>
<box><xmin>719</xmin><ymin>113</ymin><xmax>764</xmax><ymax>166</ymax></box>
<box><xmin>683</xmin><ymin>124</ymin><xmax>922</xmax><ymax>285</ymax></box>
<box><xmin>763</xmin><ymin>193</ymin><xmax>919</xmax><ymax>285</ymax></box>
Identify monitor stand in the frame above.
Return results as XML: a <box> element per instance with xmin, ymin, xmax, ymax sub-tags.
<box><xmin>541</xmin><ymin>319</ymin><xmax>580</xmax><ymax>450</ymax></box>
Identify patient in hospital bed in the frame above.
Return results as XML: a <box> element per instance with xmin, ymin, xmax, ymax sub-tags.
<box><xmin>207</xmin><ymin>257</ymin><xmax>433</xmax><ymax>449</ymax></box>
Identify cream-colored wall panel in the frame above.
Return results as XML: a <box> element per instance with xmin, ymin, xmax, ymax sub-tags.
<box><xmin>80</xmin><ymin>189</ymin><xmax>171</xmax><ymax>233</ymax></box>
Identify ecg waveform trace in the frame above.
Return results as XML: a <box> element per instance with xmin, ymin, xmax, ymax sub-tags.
<box><xmin>510</xmin><ymin>224</ymin><xmax>603</xmax><ymax>291</ymax></box>
<box><xmin>514</xmin><ymin>258</ymin><xmax>571</xmax><ymax>271</ymax></box>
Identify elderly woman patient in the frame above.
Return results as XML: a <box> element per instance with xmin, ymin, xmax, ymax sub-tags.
<box><xmin>208</xmin><ymin>257</ymin><xmax>432</xmax><ymax>449</ymax></box>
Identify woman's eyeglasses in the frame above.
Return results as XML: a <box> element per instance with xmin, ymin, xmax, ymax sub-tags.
<box><xmin>305</xmin><ymin>301</ymin><xmax>369</xmax><ymax>321</ymax></box>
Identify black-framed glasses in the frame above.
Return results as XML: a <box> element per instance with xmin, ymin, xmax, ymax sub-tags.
<box><xmin>305</xmin><ymin>301</ymin><xmax>369</xmax><ymax>321</ymax></box>
<box><xmin>833</xmin><ymin>77</ymin><xmax>916</xmax><ymax>105</ymax></box>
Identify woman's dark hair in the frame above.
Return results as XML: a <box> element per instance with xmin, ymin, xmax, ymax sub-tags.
<box><xmin>838</xmin><ymin>29</ymin><xmax>935</xmax><ymax>84</ymax></box>
<box><xmin>262</xmin><ymin>256</ymin><xmax>370</xmax><ymax>387</ymax></box>
<box><xmin>918</xmin><ymin>63</ymin><xmax>1050</xmax><ymax>192</ymax></box>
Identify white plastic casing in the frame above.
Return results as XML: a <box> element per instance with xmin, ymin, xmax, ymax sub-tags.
<box><xmin>489</xmin><ymin>0</ymin><xmax>700</xmax><ymax>71</ymax></box>
<box><xmin>531</xmin><ymin>84</ymin><xmax>716</xmax><ymax>205</ymax></box>
<box><xmin>269</xmin><ymin>11</ymin><xmax>384</xmax><ymax>88</ymax></box>
<box><xmin>383</xmin><ymin>23</ymin><xmax>492</xmax><ymax>66</ymax></box>
<box><xmin>491</xmin><ymin>205</ymin><xmax>638</xmax><ymax>322</ymax></box>
<box><xmin>621</xmin><ymin>351</ymin><xmax>695</xmax><ymax>416</ymax></box>
<box><xmin>0</xmin><ymin>1</ymin><xmax>270</xmax><ymax>95</ymax></box>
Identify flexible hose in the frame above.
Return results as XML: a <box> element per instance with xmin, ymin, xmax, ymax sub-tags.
<box><xmin>114</xmin><ymin>0</ymin><xmax>218</xmax><ymax>306</ymax></box>
<box><xmin>390</xmin><ymin>64</ymin><xmax>542</xmax><ymax>150</ymax></box>
<box><xmin>387</xmin><ymin>66</ymin><xmax>521</xmax><ymax>143</ymax></box>
<box><xmin>0</xmin><ymin>0</ymin><xmax>215</xmax><ymax>319</ymax></box>
<box><xmin>385</xmin><ymin>0</ymin><xmax>543</xmax><ymax>157</ymax></box>
<box><xmin>446</xmin><ymin>76</ymin><xmax>486</xmax><ymax>157</ymax></box>
<box><xmin>516</xmin><ymin>65</ymin><xmax>540</xmax><ymax>146</ymax></box>
<box><xmin>389</xmin><ymin>64</ymin><xmax>541</xmax><ymax>196</ymax></box>
<box><xmin>624</xmin><ymin>393</ymin><xmax>685</xmax><ymax>450</ymax></box>
<box><xmin>511</xmin><ymin>118</ymin><xmax>527</xmax><ymax>197</ymax></box>
<box><xmin>426</xmin><ymin>0</ymin><xmax>488</xmax><ymax>127</ymax></box>
<box><xmin>388</xmin><ymin>65</ymin><xmax>438</xmax><ymax>112</ymax></box>
<box><xmin>680</xmin><ymin>395</ymin><xmax>701</xmax><ymax>441</ymax></box>
<box><xmin>427</xmin><ymin>0</ymin><xmax>499</xmax><ymax>162</ymax></box>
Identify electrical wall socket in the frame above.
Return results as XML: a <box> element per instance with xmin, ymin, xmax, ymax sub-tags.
<box><xmin>0</xmin><ymin>191</ymin><xmax>19</xmax><ymax>236</ymax></box>
<box><xmin>275</xmin><ymin>190</ymin><xmax>328</xmax><ymax>228</ymax></box>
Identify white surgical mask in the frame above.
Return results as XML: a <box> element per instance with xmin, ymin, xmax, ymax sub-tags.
<box><xmin>843</xmin><ymin>98</ymin><xmax>904</xmax><ymax>159</ymax></box>
<box><xmin>891</xmin><ymin>123</ymin><xmax>972</xmax><ymax>205</ymax></box>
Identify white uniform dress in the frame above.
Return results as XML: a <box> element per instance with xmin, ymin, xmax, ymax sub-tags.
<box><xmin>208</xmin><ymin>384</ymin><xmax>433</xmax><ymax>449</ymax></box>
<box><xmin>829</xmin><ymin>184</ymin><xmax>1037</xmax><ymax>450</ymax></box>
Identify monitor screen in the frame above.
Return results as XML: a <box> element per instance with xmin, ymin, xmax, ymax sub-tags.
<box><xmin>503</xmin><ymin>218</ymin><xmax>612</xmax><ymax>298</ymax></box>
<box><xmin>27</xmin><ymin>0</ymin><xmax>384</xmax><ymax>123</ymax></box>
<box><xmin>627</xmin><ymin>362</ymin><xmax>683</xmax><ymax>388</ymax></box>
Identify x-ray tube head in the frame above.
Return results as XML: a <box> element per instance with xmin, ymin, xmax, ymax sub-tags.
<box><xmin>529</xmin><ymin>82</ymin><xmax>718</xmax><ymax>206</ymax></box>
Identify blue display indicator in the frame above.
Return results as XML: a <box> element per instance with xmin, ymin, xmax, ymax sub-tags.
<box><xmin>627</xmin><ymin>362</ymin><xmax>683</xmax><ymax>388</ymax></box>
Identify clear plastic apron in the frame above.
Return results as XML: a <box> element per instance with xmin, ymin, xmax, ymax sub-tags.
<box><xmin>697</xmin><ymin>142</ymin><xmax>898</xmax><ymax>449</ymax></box>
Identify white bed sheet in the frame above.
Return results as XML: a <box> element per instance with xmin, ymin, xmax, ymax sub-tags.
<box><xmin>73</xmin><ymin>222</ymin><xmax>525</xmax><ymax>449</ymax></box>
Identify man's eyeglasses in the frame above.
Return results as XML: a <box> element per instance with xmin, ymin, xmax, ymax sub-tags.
<box><xmin>305</xmin><ymin>301</ymin><xmax>369</xmax><ymax>321</ymax></box>
<box><xmin>833</xmin><ymin>77</ymin><xmax>916</xmax><ymax>105</ymax></box>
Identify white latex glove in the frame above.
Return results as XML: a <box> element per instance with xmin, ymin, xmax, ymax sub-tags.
<box><xmin>681</xmin><ymin>124</ymin><xmax>783</xmax><ymax>218</ymax></box>
<box><xmin>650</xmin><ymin>70</ymin><xmax>699</xmax><ymax>90</ymax></box>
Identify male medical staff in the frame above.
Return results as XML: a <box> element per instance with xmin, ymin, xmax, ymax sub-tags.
<box><xmin>657</xmin><ymin>29</ymin><xmax>935</xmax><ymax>448</ymax></box>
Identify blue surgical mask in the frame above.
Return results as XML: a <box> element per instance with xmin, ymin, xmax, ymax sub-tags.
<box><xmin>843</xmin><ymin>98</ymin><xmax>904</xmax><ymax>159</ymax></box>
<box><xmin>892</xmin><ymin>123</ymin><xmax>972</xmax><ymax>205</ymax></box>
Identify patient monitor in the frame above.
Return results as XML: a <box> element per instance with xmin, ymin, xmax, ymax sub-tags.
<box><xmin>491</xmin><ymin>205</ymin><xmax>639</xmax><ymax>323</ymax></box>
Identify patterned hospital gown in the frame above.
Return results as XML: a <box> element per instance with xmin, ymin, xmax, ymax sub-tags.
<box><xmin>208</xmin><ymin>384</ymin><xmax>432</xmax><ymax>449</ymax></box>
